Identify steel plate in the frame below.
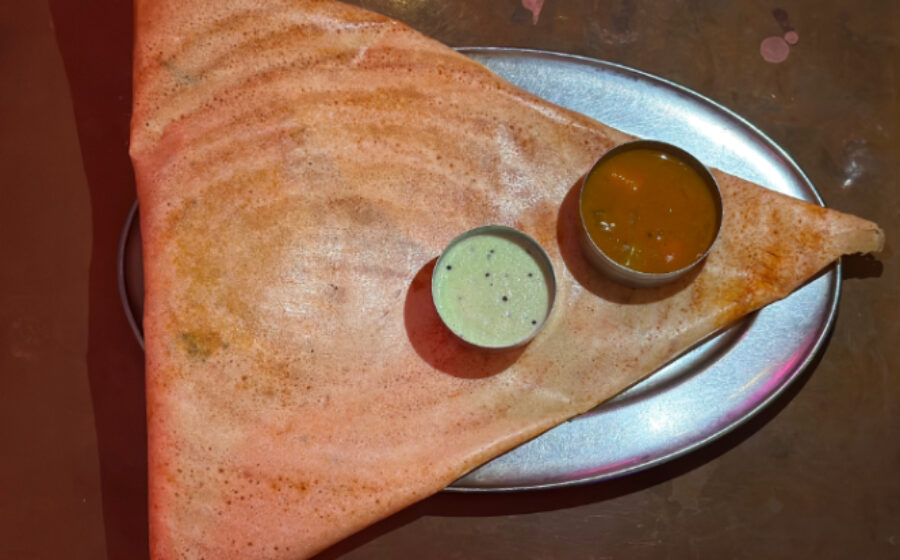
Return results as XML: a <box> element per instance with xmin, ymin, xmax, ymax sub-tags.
<box><xmin>119</xmin><ymin>48</ymin><xmax>839</xmax><ymax>492</ymax></box>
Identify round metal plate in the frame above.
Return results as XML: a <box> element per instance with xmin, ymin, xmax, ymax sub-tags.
<box><xmin>119</xmin><ymin>48</ymin><xmax>839</xmax><ymax>492</ymax></box>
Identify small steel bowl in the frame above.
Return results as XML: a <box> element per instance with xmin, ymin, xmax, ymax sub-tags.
<box><xmin>577</xmin><ymin>140</ymin><xmax>723</xmax><ymax>288</ymax></box>
<box><xmin>432</xmin><ymin>225</ymin><xmax>557</xmax><ymax>350</ymax></box>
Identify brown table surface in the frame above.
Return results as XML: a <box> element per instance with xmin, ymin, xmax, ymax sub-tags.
<box><xmin>2</xmin><ymin>1</ymin><xmax>897</xmax><ymax>558</ymax></box>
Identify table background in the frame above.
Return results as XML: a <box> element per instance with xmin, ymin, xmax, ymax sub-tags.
<box><xmin>1</xmin><ymin>1</ymin><xmax>897</xmax><ymax>558</ymax></box>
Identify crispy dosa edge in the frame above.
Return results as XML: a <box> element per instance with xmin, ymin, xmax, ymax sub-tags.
<box><xmin>130</xmin><ymin>1</ymin><xmax>884</xmax><ymax>558</ymax></box>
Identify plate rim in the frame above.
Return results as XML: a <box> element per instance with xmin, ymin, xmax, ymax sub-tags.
<box><xmin>458</xmin><ymin>47</ymin><xmax>827</xmax><ymax>205</ymax></box>
<box><xmin>118</xmin><ymin>200</ymin><xmax>144</xmax><ymax>350</ymax></box>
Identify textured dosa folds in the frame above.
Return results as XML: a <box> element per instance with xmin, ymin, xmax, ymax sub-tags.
<box><xmin>130</xmin><ymin>1</ymin><xmax>883</xmax><ymax>558</ymax></box>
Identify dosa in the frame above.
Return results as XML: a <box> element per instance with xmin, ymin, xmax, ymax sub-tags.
<box><xmin>129</xmin><ymin>0</ymin><xmax>884</xmax><ymax>558</ymax></box>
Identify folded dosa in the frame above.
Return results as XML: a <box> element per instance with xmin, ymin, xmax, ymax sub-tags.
<box><xmin>130</xmin><ymin>0</ymin><xmax>884</xmax><ymax>558</ymax></box>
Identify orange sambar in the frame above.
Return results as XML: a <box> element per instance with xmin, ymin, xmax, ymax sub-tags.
<box><xmin>580</xmin><ymin>147</ymin><xmax>718</xmax><ymax>274</ymax></box>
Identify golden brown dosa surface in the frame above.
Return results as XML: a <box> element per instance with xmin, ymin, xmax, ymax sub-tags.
<box><xmin>130</xmin><ymin>1</ymin><xmax>884</xmax><ymax>558</ymax></box>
